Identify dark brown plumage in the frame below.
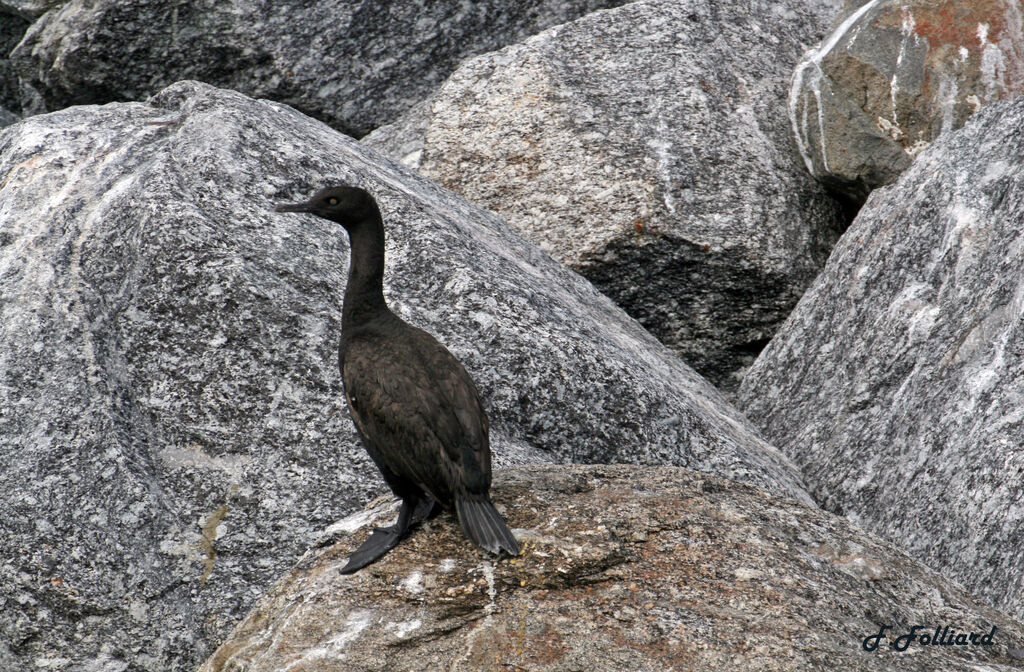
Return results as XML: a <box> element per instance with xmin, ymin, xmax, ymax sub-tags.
<box><xmin>275</xmin><ymin>186</ymin><xmax>519</xmax><ymax>573</ymax></box>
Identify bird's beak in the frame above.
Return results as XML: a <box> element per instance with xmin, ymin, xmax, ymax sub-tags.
<box><xmin>274</xmin><ymin>201</ymin><xmax>312</xmax><ymax>213</ymax></box>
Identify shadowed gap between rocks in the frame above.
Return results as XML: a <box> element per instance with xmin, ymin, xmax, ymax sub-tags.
<box><xmin>0</xmin><ymin>11</ymin><xmax>29</xmax><ymax>116</ymax></box>
<box><xmin>577</xmin><ymin>232</ymin><xmax>809</xmax><ymax>394</ymax></box>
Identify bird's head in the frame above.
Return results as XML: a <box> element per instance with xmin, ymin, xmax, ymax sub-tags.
<box><xmin>274</xmin><ymin>186</ymin><xmax>380</xmax><ymax>229</ymax></box>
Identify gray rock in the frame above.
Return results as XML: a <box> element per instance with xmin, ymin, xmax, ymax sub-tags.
<box><xmin>790</xmin><ymin>0</ymin><xmax>1024</xmax><ymax>203</ymax></box>
<box><xmin>362</xmin><ymin>0</ymin><xmax>849</xmax><ymax>175</ymax></box>
<box><xmin>361</xmin><ymin>97</ymin><xmax>433</xmax><ymax>170</ymax></box>
<box><xmin>819</xmin><ymin>0</ymin><xmax>850</xmax><ymax>23</ymax></box>
<box><xmin>0</xmin><ymin>103</ymin><xmax>16</xmax><ymax>127</ymax></box>
<box><xmin>838</xmin><ymin>0</ymin><xmax>881</xmax><ymax>15</ymax></box>
<box><xmin>739</xmin><ymin>96</ymin><xmax>1024</xmax><ymax>620</ymax></box>
<box><xmin>200</xmin><ymin>464</ymin><xmax>1024</xmax><ymax>672</ymax></box>
<box><xmin>0</xmin><ymin>80</ymin><xmax>808</xmax><ymax>671</ymax></box>
<box><xmin>398</xmin><ymin>0</ymin><xmax>846</xmax><ymax>393</ymax></box>
<box><xmin>10</xmin><ymin>0</ymin><xmax>634</xmax><ymax>136</ymax></box>
<box><xmin>0</xmin><ymin>0</ymin><xmax>63</xmax><ymax>19</ymax></box>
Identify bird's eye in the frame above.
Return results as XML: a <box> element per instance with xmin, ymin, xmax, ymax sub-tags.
<box><xmin>327</xmin><ymin>197</ymin><xmax>339</xmax><ymax>205</ymax></box>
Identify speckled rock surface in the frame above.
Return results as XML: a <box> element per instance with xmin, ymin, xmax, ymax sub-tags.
<box><xmin>361</xmin><ymin>97</ymin><xmax>434</xmax><ymax>169</ymax></box>
<box><xmin>739</xmin><ymin>97</ymin><xmax>1024</xmax><ymax>620</ymax></box>
<box><xmin>0</xmin><ymin>81</ymin><xmax>810</xmax><ymax>671</ymax></box>
<box><xmin>199</xmin><ymin>464</ymin><xmax>1024</xmax><ymax>672</ymax></box>
<box><xmin>0</xmin><ymin>0</ymin><xmax>62</xmax><ymax>19</ymax></box>
<box><xmin>8</xmin><ymin>0</ymin><xmax>634</xmax><ymax>136</ymax></box>
<box><xmin>790</xmin><ymin>0</ymin><xmax>1024</xmax><ymax>203</ymax></box>
<box><xmin>396</xmin><ymin>0</ymin><xmax>847</xmax><ymax>393</ymax></box>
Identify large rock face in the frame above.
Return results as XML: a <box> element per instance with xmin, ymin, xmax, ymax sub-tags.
<box><xmin>739</xmin><ymin>97</ymin><xmax>1024</xmax><ymax>620</ymax></box>
<box><xmin>379</xmin><ymin>0</ymin><xmax>846</xmax><ymax>393</ymax></box>
<box><xmin>790</xmin><ymin>0</ymin><xmax>1024</xmax><ymax>203</ymax></box>
<box><xmin>200</xmin><ymin>465</ymin><xmax>1024</xmax><ymax>672</ymax></box>
<box><xmin>9</xmin><ymin>0</ymin><xmax>632</xmax><ymax>136</ymax></box>
<box><xmin>0</xmin><ymin>81</ymin><xmax>808</xmax><ymax>671</ymax></box>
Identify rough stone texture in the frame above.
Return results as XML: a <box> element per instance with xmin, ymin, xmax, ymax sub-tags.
<box><xmin>9</xmin><ymin>0</ymin><xmax>635</xmax><ymax>137</ymax></box>
<box><xmin>361</xmin><ymin>0</ymin><xmax>850</xmax><ymax>169</ymax></box>
<box><xmin>739</xmin><ymin>97</ymin><xmax>1024</xmax><ymax>621</ymax></box>
<box><xmin>0</xmin><ymin>81</ymin><xmax>810</xmax><ymax>672</ymax></box>
<box><xmin>790</xmin><ymin>0</ymin><xmax>1024</xmax><ymax>203</ymax></box>
<box><xmin>200</xmin><ymin>465</ymin><xmax>1024</xmax><ymax>672</ymax></box>
<box><xmin>799</xmin><ymin>0</ymin><xmax>850</xmax><ymax>26</ymax></box>
<box><xmin>361</xmin><ymin>97</ymin><xmax>433</xmax><ymax>169</ymax></box>
<box><xmin>396</xmin><ymin>0</ymin><xmax>847</xmax><ymax>393</ymax></box>
<box><xmin>0</xmin><ymin>0</ymin><xmax>62</xmax><ymax>19</ymax></box>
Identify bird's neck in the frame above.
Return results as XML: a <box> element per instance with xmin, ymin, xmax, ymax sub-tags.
<box><xmin>342</xmin><ymin>214</ymin><xmax>390</xmax><ymax>329</ymax></box>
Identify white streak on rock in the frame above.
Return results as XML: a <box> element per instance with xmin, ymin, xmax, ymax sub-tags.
<box><xmin>937</xmin><ymin>73</ymin><xmax>959</xmax><ymax>135</ymax></box>
<box><xmin>788</xmin><ymin>0</ymin><xmax>884</xmax><ymax>175</ymax></box>
<box><xmin>892</xmin><ymin>6</ymin><xmax>917</xmax><ymax>127</ymax></box>
<box><xmin>324</xmin><ymin>500</ymin><xmax>399</xmax><ymax>537</ymax></box>
<box><xmin>279</xmin><ymin>610</ymin><xmax>374</xmax><ymax>671</ymax></box>
<box><xmin>978</xmin><ymin>22</ymin><xmax>1009</xmax><ymax>98</ymax></box>
<box><xmin>646</xmin><ymin>128</ymin><xmax>677</xmax><ymax>215</ymax></box>
<box><xmin>387</xmin><ymin>617</ymin><xmax>422</xmax><ymax>639</ymax></box>
<box><xmin>481</xmin><ymin>560</ymin><xmax>497</xmax><ymax>614</ymax></box>
<box><xmin>400</xmin><ymin>570</ymin><xmax>424</xmax><ymax>595</ymax></box>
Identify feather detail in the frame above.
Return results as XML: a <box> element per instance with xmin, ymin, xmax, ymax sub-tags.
<box><xmin>455</xmin><ymin>496</ymin><xmax>520</xmax><ymax>556</ymax></box>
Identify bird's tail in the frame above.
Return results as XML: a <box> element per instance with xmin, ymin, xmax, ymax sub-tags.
<box><xmin>455</xmin><ymin>496</ymin><xmax>520</xmax><ymax>556</ymax></box>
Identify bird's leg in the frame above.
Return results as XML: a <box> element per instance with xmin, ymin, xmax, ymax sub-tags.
<box><xmin>412</xmin><ymin>495</ymin><xmax>442</xmax><ymax>522</ymax></box>
<box><xmin>339</xmin><ymin>498</ymin><xmax>418</xmax><ymax>574</ymax></box>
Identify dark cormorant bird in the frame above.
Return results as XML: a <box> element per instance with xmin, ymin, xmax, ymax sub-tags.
<box><xmin>275</xmin><ymin>186</ymin><xmax>520</xmax><ymax>573</ymax></box>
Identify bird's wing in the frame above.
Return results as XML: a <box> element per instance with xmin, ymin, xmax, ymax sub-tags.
<box><xmin>342</xmin><ymin>332</ymin><xmax>491</xmax><ymax>501</ymax></box>
<box><xmin>421</xmin><ymin>339</ymin><xmax>492</xmax><ymax>494</ymax></box>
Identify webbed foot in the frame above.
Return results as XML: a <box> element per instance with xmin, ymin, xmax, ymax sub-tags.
<box><xmin>339</xmin><ymin>496</ymin><xmax>436</xmax><ymax>574</ymax></box>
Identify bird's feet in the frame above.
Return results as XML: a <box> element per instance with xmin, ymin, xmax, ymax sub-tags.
<box><xmin>339</xmin><ymin>496</ymin><xmax>439</xmax><ymax>574</ymax></box>
<box><xmin>412</xmin><ymin>497</ymin><xmax>442</xmax><ymax>522</ymax></box>
<box><xmin>338</xmin><ymin>524</ymin><xmax>403</xmax><ymax>574</ymax></box>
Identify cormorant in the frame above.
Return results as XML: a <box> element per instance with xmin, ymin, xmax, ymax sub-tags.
<box><xmin>275</xmin><ymin>186</ymin><xmax>520</xmax><ymax>573</ymax></box>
